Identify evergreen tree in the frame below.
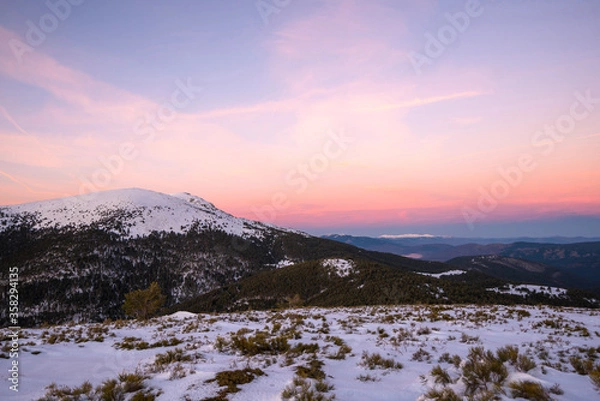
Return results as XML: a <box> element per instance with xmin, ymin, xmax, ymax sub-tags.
<box><xmin>122</xmin><ymin>282</ymin><xmax>165</xmax><ymax>320</ymax></box>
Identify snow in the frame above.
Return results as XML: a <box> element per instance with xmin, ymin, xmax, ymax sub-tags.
<box><xmin>2</xmin><ymin>305</ymin><xmax>599</xmax><ymax>401</ymax></box>
<box><xmin>0</xmin><ymin>188</ymin><xmax>298</xmax><ymax>238</ymax></box>
<box><xmin>379</xmin><ymin>234</ymin><xmax>451</xmax><ymax>239</ymax></box>
<box><xmin>417</xmin><ymin>269</ymin><xmax>467</xmax><ymax>278</ymax></box>
<box><xmin>323</xmin><ymin>258</ymin><xmax>354</xmax><ymax>277</ymax></box>
<box><xmin>402</xmin><ymin>253</ymin><xmax>424</xmax><ymax>259</ymax></box>
<box><xmin>276</xmin><ymin>259</ymin><xmax>296</xmax><ymax>269</ymax></box>
<box><xmin>166</xmin><ymin>311</ymin><xmax>198</xmax><ymax>320</ymax></box>
<box><xmin>489</xmin><ymin>284</ymin><xmax>569</xmax><ymax>297</ymax></box>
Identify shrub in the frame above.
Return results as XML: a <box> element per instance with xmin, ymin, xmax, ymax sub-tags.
<box><xmin>327</xmin><ymin>344</ymin><xmax>352</xmax><ymax>360</ymax></box>
<box><xmin>289</xmin><ymin>342</ymin><xmax>320</xmax><ymax>356</ymax></box>
<box><xmin>570</xmin><ymin>356</ymin><xmax>594</xmax><ymax>375</ymax></box>
<box><xmin>460</xmin><ymin>333</ymin><xmax>480</xmax><ymax>344</ymax></box>
<box><xmin>430</xmin><ymin>365</ymin><xmax>452</xmax><ymax>386</ymax></box>
<box><xmin>38</xmin><ymin>381</ymin><xmax>94</xmax><ymax>400</ymax></box>
<box><xmin>392</xmin><ymin>327</ymin><xmax>415</xmax><ymax>344</ymax></box>
<box><xmin>97</xmin><ymin>379</ymin><xmax>124</xmax><ymax>401</ymax></box>
<box><xmin>130</xmin><ymin>392</ymin><xmax>156</xmax><ymax>401</ymax></box>
<box><xmin>424</xmin><ymin>387</ymin><xmax>462</xmax><ymax>401</ymax></box>
<box><xmin>325</xmin><ymin>336</ymin><xmax>345</xmax><ymax>347</ymax></box>
<box><xmin>37</xmin><ymin>372</ymin><xmax>155</xmax><ymax>401</ymax></box>
<box><xmin>360</xmin><ymin>351</ymin><xmax>403</xmax><ymax>370</ymax></box>
<box><xmin>411</xmin><ymin>348</ymin><xmax>432</xmax><ymax>362</ymax></box>
<box><xmin>169</xmin><ymin>363</ymin><xmax>188</xmax><ymax>380</ymax></box>
<box><xmin>439</xmin><ymin>353</ymin><xmax>461</xmax><ymax>368</ymax></box>
<box><xmin>230</xmin><ymin>331</ymin><xmax>290</xmax><ymax>356</ymax></box>
<box><xmin>207</xmin><ymin>368</ymin><xmax>265</xmax><ymax>394</ymax></box>
<box><xmin>154</xmin><ymin>348</ymin><xmax>191</xmax><ymax>371</ymax></box>
<box><xmin>115</xmin><ymin>336</ymin><xmax>182</xmax><ymax>350</ymax></box>
<box><xmin>462</xmin><ymin>347</ymin><xmax>507</xmax><ymax>397</ymax></box>
<box><xmin>590</xmin><ymin>365</ymin><xmax>600</xmax><ymax>390</ymax></box>
<box><xmin>281</xmin><ymin>377</ymin><xmax>335</xmax><ymax>401</ymax></box>
<box><xmin>496</xmin><ymin>345</ymin><xmax>536</xmax><ymax>372</ymax></box>
<box><xmin>356</xmin><ymin>374</ymin><xmax>380</xmax><ymax>382</ymax></box>
<box><xmin>496</xmin><ymin>345</ymin><xmax>519</xmax><ymax>364</ymax></box>
<box><xmin>549</xmin><ymin>383</ymin><xmax>564</xmax><ymax>395</ymax></box>
<box><xmin>118</xmin><ymin>372</ymin><xmax>148</xmax><ymax>393</ymax></box>
<box><xmin>516</xmin><ymin>354</ymin><xmax>537</xmax><ymax>372</ymax></box>
<box><xmin>314</xmin><ymin>380</ymin><xmax>334</xmax><ymax>392</ymax></box>
<box><xmin>296</xmin><ymin>359</ymin><xmax>326</xmax><ymax>380</ymax></box>
<box><xmin>417</xmin><ymin>326</ymin><xmax>432</xmax><ymax>336</ymax></box>
<box><xmin>508</xmin><ymin>380</ymin><xmax>552</xmax><ymax>401</ymax></box>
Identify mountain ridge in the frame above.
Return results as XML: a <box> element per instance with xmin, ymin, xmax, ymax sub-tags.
<box><xmin>0</xmin><ymin>188</ymin><xmax>298</xmax><ymax>239</ymax></box>
<box><xmin>1</xmin><ymin>189</ymin><xmax>598</xmax><ymax>326</ymax></box>
<box><xmin>0</xmin><ymin>189</ymin><xmax>456</xmax><ymax>325</ymax></box>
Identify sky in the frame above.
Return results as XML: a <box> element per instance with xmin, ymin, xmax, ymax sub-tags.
<box><xmin>0</xmin><ymin>0</ymin><xmax>599</xmax><ymax>237</ymax></box>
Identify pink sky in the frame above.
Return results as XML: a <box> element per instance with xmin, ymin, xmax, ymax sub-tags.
<box><xmin>0</xmin><ymin>1</ymin><xmax>599</xmax><ymax>235</ymax></box>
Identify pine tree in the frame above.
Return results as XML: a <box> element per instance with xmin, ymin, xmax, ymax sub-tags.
<box><xmin>122</xmin><ymin>282</ymin><xmax>166</xmax><ymax>319</ymax></box>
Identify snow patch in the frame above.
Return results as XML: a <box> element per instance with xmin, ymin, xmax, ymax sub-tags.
<box><xmin>402</xmin><ymin>253</ymin><xmax>423</xmax><ymax>259</ymax></box>
<box><xmin>323</xmin><ymin>258</ymin><xmax>354</xmax><ymax>277</ymax></box>
<box><xmin>489</xmin><ymin>284</ymin><xmax>568</xmax><ymax>297</ymax></box>
<box><xmin>418</xmin><ymin>269</ymin><xmax>466</xmax><ymax>278</ymax></box>
<box><xmin>276</xmin><ymin>259</ymin><xmax>296</xmax><ymax>269</ymax></box>
<box><xmin>166</xmin><ymin>311</ymin><xmax>198</xmax><ymax>320</ymax></box>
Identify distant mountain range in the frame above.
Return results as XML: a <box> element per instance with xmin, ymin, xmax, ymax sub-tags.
<box><xmin>323</xmin><ymin>233</ymin><xmax>600</xmax><ymax>251</ymax></box>
<box><xmin>0</xmin><ymin>189</ymin><xmax>597</xmax><ymax>325</ymax></box>
<box><xmin>323</xmin><ymin>234</ymin><xmax>600</xmax><ymax>292</ymax></box>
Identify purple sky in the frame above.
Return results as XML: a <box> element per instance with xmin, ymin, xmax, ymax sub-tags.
<box><xmin>0</xmin><ymin>0</ymin><xmax>599</xmax><ymax>237</ymax></box>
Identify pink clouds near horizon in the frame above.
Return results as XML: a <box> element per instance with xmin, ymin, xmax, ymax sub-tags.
<box><xmin>0</xmin><ymin>1</ymin><xmax>599</xmax><ymax>235</ymax></box>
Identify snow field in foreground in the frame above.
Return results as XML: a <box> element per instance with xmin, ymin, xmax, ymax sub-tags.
<box><xmin>1</xmin><ymin>304</ymin><xmax>599</xmax><ymax>400</ymax></box>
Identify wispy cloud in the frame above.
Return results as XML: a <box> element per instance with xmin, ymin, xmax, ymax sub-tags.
<box><xmin>0</xmin><ymin>26</ymin><xmax>153</xmax><ymax>130</ymax></box>
<box><xmin>360</xmin><ymin>91</ymin><xmax>483</xmax><ymax>112</ymax></box>
<box><xmin>0</xmin><ymin>104</ymin><xmax>32</xmax><ymax>136</ymax></box>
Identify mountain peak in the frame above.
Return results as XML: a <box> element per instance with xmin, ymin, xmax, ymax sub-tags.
<box><xmin>170</xmin><ymin>191</ymin><xmax>219</xmax><ymax>212</ymax></box>
<box><xmin>0</xmin><ymin>188</ymin><xmax>286</xmax><ymax>238</ymax></box>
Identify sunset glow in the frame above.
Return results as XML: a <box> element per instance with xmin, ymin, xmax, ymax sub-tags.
<box><xmin>1</xmin><ymin>1</ymin><xmax>599</xmax><ymax>236</ymax></box>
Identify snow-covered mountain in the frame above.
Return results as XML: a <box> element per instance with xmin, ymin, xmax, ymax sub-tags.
<box><xmin>0</xmin><ymin>188</ymin><xmax>318</xmax><ymax>324</ymax></box>
<box><xmin>1</xmin><ymin>189</ymin><xmax>596</xmax><ymax>326</ymax></box>
<box><xmin>0</xmin><ymin>188</ymin><xmax>293</xmax><ymax>238</ymax></box>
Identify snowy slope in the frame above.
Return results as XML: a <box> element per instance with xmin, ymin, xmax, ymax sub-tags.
<box><xmin>323</xmin><ymin>258</ymin><xmax>355</xmax><ymax>277</ymax></box>
<box><xmin>0</xmin><ymin>188</ymin><xmax>296</xmax><ymax>238</ymax></box>
<box><xmin>417</xmin><ymin>269</ymin><xmax>467</xmax><ymax>278</ymax></box>
<box><xmin>2</xmin><ymin>305</ymin><xmax>599</xmax><ymax>401</ymax></box>
<box><xmin>489</xmin><ymin>284</ymin><xmax>569</xmax><ymax>298</ymax></box>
